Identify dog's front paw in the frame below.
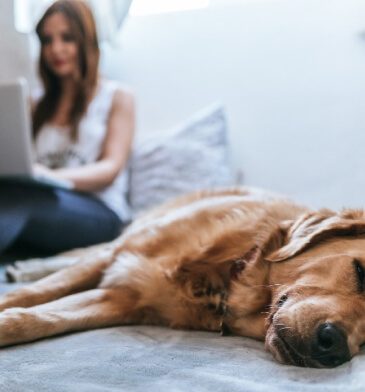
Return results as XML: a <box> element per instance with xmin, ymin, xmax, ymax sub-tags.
<box><xmin>192</xmin><ymin>281</ymin><xmax>226</xmax><ymax>315</ymax></box>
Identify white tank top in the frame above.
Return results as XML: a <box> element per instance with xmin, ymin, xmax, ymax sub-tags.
<box><xmin>34</xmin><ymin>80</ymin><xmax>132</xmax><ymax>221</ymax></box>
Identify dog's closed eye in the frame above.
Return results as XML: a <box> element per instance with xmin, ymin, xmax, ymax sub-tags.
<box><xmin>354</xmin><ymin>259</ymin><xmax>365</xmax><ymax>293</ymax></box>
<box><xmin>278</xmin><ymin>294</ymin><xmax>288</xmax><ymax>307</ymax></box>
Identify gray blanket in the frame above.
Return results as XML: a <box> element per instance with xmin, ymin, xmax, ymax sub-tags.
<box><xmin>0</xmin><ymin>281</ymin><xmax>364</xmax><ymax>392</ymax></box>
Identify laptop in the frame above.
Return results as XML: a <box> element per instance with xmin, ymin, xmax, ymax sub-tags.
<box><xmin>0</xmin><ymin>78</ymin><xmax>73</xmax><ymax>190</ymax></box>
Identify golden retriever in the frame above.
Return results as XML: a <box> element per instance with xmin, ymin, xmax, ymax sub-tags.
<box><xmin>2</xmin><ymin>186</ymin><xmax>365</xmax><ymax>368</ymax></box>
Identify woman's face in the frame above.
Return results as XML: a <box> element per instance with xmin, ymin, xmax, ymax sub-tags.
<box><xmin>40</xmin><ymin>12</ymin><xmax>79</xmax><ymax>79</ymax></box>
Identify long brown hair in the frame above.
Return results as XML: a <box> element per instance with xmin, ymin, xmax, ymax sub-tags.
<box><xmin>33</xmin><ymin>0</ymin><xmax>100</xmax><ymax>140</ymax></box>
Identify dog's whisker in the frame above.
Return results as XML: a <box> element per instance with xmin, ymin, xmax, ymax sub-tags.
<box><xmin>251</xmin><ymin>284</ymin><xmax>282</xmax><ymax>290</ymax></box>
<box><xmin>278</xmin><ymin>326</ymin><xmax>292</xmax><ymax>331</ymax></box>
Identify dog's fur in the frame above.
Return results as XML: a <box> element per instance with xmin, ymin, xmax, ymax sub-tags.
<box><xmin>2</xmin><ymin>186</ymin><xmax>365</xmax><ymax>368</ymax></box>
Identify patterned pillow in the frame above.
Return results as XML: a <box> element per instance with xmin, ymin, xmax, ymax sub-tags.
<box><xmin>128</xmin><ymin>103</ymin><xmax>234</xmax><ymax>213</ymax></box>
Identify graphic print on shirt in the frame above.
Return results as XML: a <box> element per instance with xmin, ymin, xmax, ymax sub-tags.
<box><xmin>37</xmin><ymin>148</ymin><xmax>86</xmax><ymax>169</ymax></box>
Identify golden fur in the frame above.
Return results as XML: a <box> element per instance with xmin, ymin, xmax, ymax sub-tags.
<box><xmin>2</xmin><ymin>187</ymin><xmax>365</xmax><ymax>368</ymax></box>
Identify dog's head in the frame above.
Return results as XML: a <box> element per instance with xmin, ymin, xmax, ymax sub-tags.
<box><xmin>227</xmin><ymin>209</ymin><xmax>365</xmax><ymax>368</ymax></box>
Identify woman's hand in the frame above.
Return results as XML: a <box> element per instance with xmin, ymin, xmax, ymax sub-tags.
<box><xmin>33</xmin><ymin>163</ymin><xmax>60</xmax><ymax>180</ymax></box>
<box><xmin>33</xmin><ymin>163</ymin><xmax>74</xmax><ymax>189</ymax></box>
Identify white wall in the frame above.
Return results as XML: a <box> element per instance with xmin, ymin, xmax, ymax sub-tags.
<box><xmin>1</xmin><ymin>0</ymin><xmax>365</xmax><ymax>210</ymax></box>
<box><xmin>0</xmin><ymin>0</ymin><xmax>33</xmax><ymax>84</ymax></box>
<box><xmin>102</xmin><ymin>0</ymin><xmax>365</xmax><ymax>210</ymax></box>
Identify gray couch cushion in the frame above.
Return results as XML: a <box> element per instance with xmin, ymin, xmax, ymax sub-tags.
<box><xmin>128</xmin><ymin>103</ymin><xmax>233</xmax><ymax>213</ymax></box>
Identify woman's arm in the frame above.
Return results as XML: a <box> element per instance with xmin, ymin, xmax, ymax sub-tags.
<box><xmin>34</xmin><ymin>88</ymin><xmax>135</xmax><ymax>192</ymax></box>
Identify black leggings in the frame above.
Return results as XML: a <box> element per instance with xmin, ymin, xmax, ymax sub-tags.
<box><xmin>0</xmin><ymin>181</ymin><xmax>124</xmax><ymax>254</ymax></box>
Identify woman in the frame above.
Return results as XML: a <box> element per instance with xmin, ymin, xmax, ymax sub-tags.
<box><xmin>0</xmin><ymin>0</ymin><xmax>134</xmax><ymax>255</ymax></box>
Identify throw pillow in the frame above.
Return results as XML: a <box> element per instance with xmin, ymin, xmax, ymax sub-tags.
<box><xmin>128</xmin><ymin>103</ymin><xmax>234</xmax><ymax>213</ymax></box>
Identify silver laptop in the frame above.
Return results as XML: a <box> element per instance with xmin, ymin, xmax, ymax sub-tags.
<box><xmin>0</xmin><ymin>78</ymin><xmax>73</xmax><ymax>189</ymax></box>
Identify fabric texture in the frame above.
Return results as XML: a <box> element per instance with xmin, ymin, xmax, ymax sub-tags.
<box><xmin>0</xmin><ymin>277</ymin><xmax>364</xmax><ymax>392</ymax></box>
<box><xmin>128</xmin><ymin>103</ymin><xmax>234</xmax><ymax>213</ymax></box>
<box><xmin>33</xmin><ymin>79</ymin><xmax>131</xmax><ymax>221</ymax></box>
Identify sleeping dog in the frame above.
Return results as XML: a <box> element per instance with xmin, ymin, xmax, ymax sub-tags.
<box><xmin>2</xmin><ymin>186</ymin><xmax>365</xmax><ymax>368</ymax></box>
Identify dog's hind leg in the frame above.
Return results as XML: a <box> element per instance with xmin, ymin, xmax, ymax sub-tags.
<box><xmin>0</xmin><ymin>246</ymin><xmax>116</xmax><ymax>312</ymax></box>
<box><xmin>0</xmin><ymin>287</ymin><xmax>139</xmax><ymax>347</ymax></box>
<box><xmin>6</xmin><ymin>256</ymin><xmax>78</xmax><ymax>282</ymax></box>
<box><xmin>5</xmin><ymin>242</ymin><xmax>110</xmax><ymax>283</ymax></box>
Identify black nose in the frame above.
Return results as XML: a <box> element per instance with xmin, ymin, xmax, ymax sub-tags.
<box><xmin>312</xmin><ymin>323</ymin><xmax>350</xmax><ymax>367</ymax></box>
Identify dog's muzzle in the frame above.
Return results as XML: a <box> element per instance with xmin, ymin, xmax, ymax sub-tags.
<box><xmin>267</xmin><ymin>321</ymin><xmax>351</xmax><ymax>368</ymax></box>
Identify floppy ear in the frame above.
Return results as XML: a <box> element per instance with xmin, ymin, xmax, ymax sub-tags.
<box><xmin>265</xmin><ymin>209</ymin><xmax>365</xmax><ymax>262</ymax></box>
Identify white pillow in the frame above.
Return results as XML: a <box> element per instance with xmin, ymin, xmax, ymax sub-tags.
<box><xmin>128</xmin><ymin>103</ymin><xmax>234</xmax><ymax>213</ymax></box>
